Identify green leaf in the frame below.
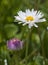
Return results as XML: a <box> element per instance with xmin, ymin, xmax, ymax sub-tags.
<box><xmin>4</xmin><ymin>24</ymin><xmax>18</xmax><ymax>38</ymax></box>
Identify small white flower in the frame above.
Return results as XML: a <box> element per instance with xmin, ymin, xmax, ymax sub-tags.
<box><xmin>14</xmin><ymin>9</ymin><xmax>46</xmax><ymax>28</ymax></box>
<box><xmin>4</xmin><ymin>59</ymin><xmax>8</xmax><ymax>65</ymax></box>
<box><xmin>47</xmin><ymin>27</ymin><xmax>48</xmax><ymax>30</ymax></box>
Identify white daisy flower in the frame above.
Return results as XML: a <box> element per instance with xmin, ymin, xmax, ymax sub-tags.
<box><xmin>14</xmin><ymin>9</ymin><xmax>46</xmax><ymax>28</ymax></box>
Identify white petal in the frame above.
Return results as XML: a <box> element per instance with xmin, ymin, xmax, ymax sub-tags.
<box><xmin>22</xmin><ymin>23</ymin><xmax>27</xmax><ymax>26</ymax></box>
<box><xmin>28</xmin><ymin>25</ymin><xmax>31</xmax><ymax>28</ymax></box>
<box><xmin>38</xmin><ymin>18</ymin><xmax>46</xmax><ymax>22</ymax></box>
<box><xmin>26</xmin><ymin>9</ymin><xmax>31</xmax><ymax>13</ymax></box>
<box><xmin>37</xmin><ymin>11</ymin><xmax>41</xmax><ymax>15</ymax></box>
<box><xmin>34</xmin><ymin>24</ymin><xmax>38</xmax><ymax>27</ymax></box>
<box><xmin>18</xmin><ymin>11</ymin><xmax>26</xmax><ymax>18</ymax></box>
<box><xmin>28</xmin><ymin>23</ymin><xmax>34</xmax><ymax>28</ymax></box>
<box><xmin>31</xmin><ymin>9</ymin><xmax>37</xmax><ymax>15</ymax></box>
<box><xmin>15</xmin><ymin>16</ymin><xmax>21</xmax><ymax>21</ymax></box>
<box><xmin>18</xmin><ymin>22</ymin><xmax>22</xmax><ymax>24</ymax></box>
<box><xmin>31</xmin><ymin>9</ymin><xmax>34</xmax><ymax>12</ymax></box>
<box><xmin>15</xmin><ymin>16</ymin><xmax>26</xmax><ymax>23</ymax></box>
<box><xmin>36</xmin><ymin>13</ymin><xmax>44</xmax><ymax>18</ymax></box>
<box><xmin>25</xmin><ymin>9</ymin><xmax>32</xmax><ymax>16</ymax></box>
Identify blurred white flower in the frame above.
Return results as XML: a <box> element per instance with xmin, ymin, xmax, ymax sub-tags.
<box><xmin>4</xmin><ymin>59</ymin><xmax>7</xmax><ymax>65</ymax></box>
<box><xmin>47</xmin><ymin>27</ymin><xmax>48</xmax><ymax>30</ymax></box>
<box><xmin>14</xmin><ymin>9</ymin><xmax>46</xmax><ymax>28</ymax></box>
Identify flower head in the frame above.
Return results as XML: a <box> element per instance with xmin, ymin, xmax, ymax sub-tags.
<box><xmin>14</xmin><ymin>9</ymin><xmax>46</xmax><ymax>28</ymax></box>
<box><xmin>7</xmin><ymin>38</ymin><xmax>23</xmax><ymax>50</ymax></box>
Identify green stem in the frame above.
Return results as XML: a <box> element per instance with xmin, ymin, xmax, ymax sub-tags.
<box><xmin>25</xmin><ymin>39</ymin><xmax>29</xmax><ymax>65</ymax></box>
<box><xmin>20</xmin><ymin>49</ymin><xmax>37</xmax><ymax>64</ymax></box>
<box><xmin>16</xmin><ymin>56</ymin><xmax>19</xmax><ymax>65</ymax></box>
<box><xmin>37</xmin><ymin>28</ymin><xmax>46</xmax><ymax>65</ymax></box>
<box><xmin>38</xmin><ymin>28</ymin><xmax>45</xmax><ymax>57</ymax></box>
<box><xmin>25</xmin><ymin>28</ymin><xmax>33</xmax><ymax>65</ymax></box>
<box><xmin>25</xmin><ymin>35</ymin><xmax>29</xmax><ymax>65</ymax></box>
<box><xmin>34</xmin><ymin>0</ymin><xmax>40</xmax><ymax>10</ymax></box>
<box><xmin>13</xmin><ymin>51</ymin><xmax>20</xmax><ymax>65</ymax></box>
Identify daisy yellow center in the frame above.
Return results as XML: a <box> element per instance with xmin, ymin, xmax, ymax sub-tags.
<box><xmin>25</xmin><ymin>16</ymin><xmax>34</xmax><ymax>21</ymax></box>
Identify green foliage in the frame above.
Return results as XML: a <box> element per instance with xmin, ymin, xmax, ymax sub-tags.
<box><xmin>0</xmin><ymin>0</ymin><xmax>48</xmax><ymax>65</ymax></box>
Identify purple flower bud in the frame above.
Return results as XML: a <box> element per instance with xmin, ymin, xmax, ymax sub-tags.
<box><xmin>7</xmin><ymin>38</ymin><xmax>23</xmax><ymax>50</ymax></box>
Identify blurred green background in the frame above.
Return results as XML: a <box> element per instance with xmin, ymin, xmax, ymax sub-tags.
<box><xmin>0</xmin><ymin>0</ymin><xmax>48</xmax><ymax>65</ymax></box>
